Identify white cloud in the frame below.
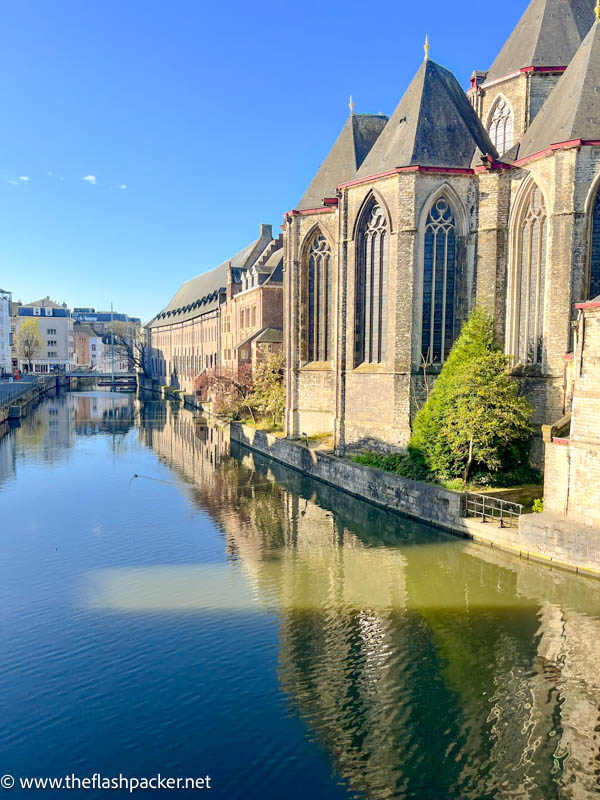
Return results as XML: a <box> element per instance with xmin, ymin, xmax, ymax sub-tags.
<box><xmin>82</xmin><ymin>175</ymin><xmax>97</xmax><ymax>185</ymax></box>
<box><xmin>8</xmin><ymin>179</ymin><xmax>18</xmax><ymax>185</ymax></box>
<box><xmin>19</xmin><ymin>176</ymin><xmax>30</xmax><ymax>181</ymax></box>
<box><xmin>47</xmin><ymin>171</ymin><xmax>53</xmax><ymax>177</ymax></box>
<box><xmin>119</xmin><ymin>184</ymin><xmax>127</xmax><ymax>190</ymax></box>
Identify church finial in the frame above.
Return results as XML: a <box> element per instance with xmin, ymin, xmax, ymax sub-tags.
<box><xmin>349</xmin><ymin>95</ymin><xmax>354</xmax><ymax>115</ymax></box>
<box><xmin>424</xmin><ymin>35</ymin><xmax>430</xmax><ymax>61</ymax></box>
<box><xmin>596</xmin><ymin>0</ymin><xmax>600</xmax><ymax>21</ymax></box>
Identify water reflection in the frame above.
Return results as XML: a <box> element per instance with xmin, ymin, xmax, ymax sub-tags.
<box><xmin>139</xmin><ymin>402</ymin><xmax>600</xmax><ymax>800</ymax></box>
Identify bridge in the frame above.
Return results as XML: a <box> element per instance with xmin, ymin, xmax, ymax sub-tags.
<box><xmin>72</xmin><ymin>372</ymin><xmax>138</xmax><ymax>388</ymax></box>
<box><xmin>72</xmin><ymin>372</ymin><xmax>137</xmax><ymax>379</ymax></box>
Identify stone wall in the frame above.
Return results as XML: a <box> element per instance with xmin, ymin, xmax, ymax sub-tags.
<box><xmin>543</xmin><ymin>302</ymin><xmax>600</xmax><ymax>527</ymax></box>
<box><xmin>231</xmin><ymin>423</ymin><xmax>600</xmax><ymax>577</ymax></box>
<box><xmin>231</xmin><ymin>423</ymin><xmax>465</xmax><ymax>529</ymax></box>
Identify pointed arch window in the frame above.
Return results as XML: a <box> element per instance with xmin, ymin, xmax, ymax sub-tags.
<box><xmin>355</xmin><ymin>202</ymin><xmax>388</xmax><ymax>366</ymax></box>
<box><xmin>488</xmin><ymin>97</ymin><xmax>513</xmax><ymax>155</ymax></box>
<box><xmin>589</xmin><ymin>190</ymin><xmax>600</xmax><ymax>299</ymax></box>
<box><xmin>511</xmin><ymin>184</ymin><xmax>547</xmax><ymax>365</ymax></box>
<box><xmin>421</xmin><ymin>197</ymin><xmax>457</xmax><ymax>363</ymax></box>
<box><xmin>306</xmin><ymin>233</ymin><xmax>332</xmax><ymax>362</ymax></box>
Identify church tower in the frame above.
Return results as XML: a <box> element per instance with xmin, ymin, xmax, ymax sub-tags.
<box><xmin>469</xmin><ymin>0</ymin><xmax>595</xmax><ymax>157</ymax></box>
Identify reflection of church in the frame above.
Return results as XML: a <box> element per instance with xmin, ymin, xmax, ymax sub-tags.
<box><xmin>138</xmin><ymin>406</ymin><xmax>600</xmax><ymax>798</ymax></box>
<box><xmin>285</xmin><ymin>0</ymin><xmax>600</xmax><ymax>454</ymax></box>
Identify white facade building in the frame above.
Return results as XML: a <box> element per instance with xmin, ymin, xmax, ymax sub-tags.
<box><xmin>0</xmin><ymin>288</ymin><xmax>12</xmax><ymax>376</ymax></box>
<box><xmin>14</xmin><ymin>298</ymin><xmax>75</xmax><ymax>374</ymax></box>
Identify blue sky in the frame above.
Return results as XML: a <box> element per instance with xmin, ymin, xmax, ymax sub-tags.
<box><xmin>1</xmin><ymin>0</ymin><xmax>527</xmax><ymax>322</ymax></box>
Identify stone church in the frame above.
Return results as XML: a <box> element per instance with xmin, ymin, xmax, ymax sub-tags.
<box><xmin>284</xmin><ymin>0</ymin><xmax>600</xmax><ymax>457</ymax></box>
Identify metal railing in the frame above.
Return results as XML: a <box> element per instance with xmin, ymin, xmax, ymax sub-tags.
<box><xmin>465</xmin><ymin>492</ymin><xmax>523</xmax><ymax>528</ymax></box>
<box><xmin>0</xmin><ymin>376</ymin><xmax>53</xmax><ymax>407</ymax></box>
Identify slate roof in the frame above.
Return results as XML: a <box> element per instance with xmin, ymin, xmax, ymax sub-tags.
<box><xmin>296</xmin><ymin>113</ymin><xmax>388</xmax><ymax>210</ymax></box>
<box><xmin>356</xmin><ymin>59</ymin><xmax>498</xmax><ymax>178</ymax></box>
<box><xmin>255</xmin><ymin>327</ymin><xmax>283</xmax><ymax>343</ymax></box>
<box><xmin>485</xmin><ymin>0</ymin><xmax>595</xmax><ymax>83</ymax></box>
<box><xmin>147</xmin><ymin>229</ymin><xmax>273</xmax><ymax>329</ymax></box>
<box><xmin>519</xmin><ymin>20</ymin><xmax>600</xmax><ymax>158</ymax></box>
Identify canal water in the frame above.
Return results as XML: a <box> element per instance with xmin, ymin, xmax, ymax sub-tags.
<box><xmin>2</xmin><ymin>390</ymin><xmax>600</xmax><ymax>799</ymax></box>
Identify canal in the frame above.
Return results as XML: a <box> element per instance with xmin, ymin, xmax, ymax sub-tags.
<box><xmin>2</xmin><ymin>390</ymin><xmax>600</xmax><ymax>799</ymax></box>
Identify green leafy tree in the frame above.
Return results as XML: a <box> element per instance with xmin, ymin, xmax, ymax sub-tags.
<box><xmin>16</xmin><ymin>318</ymin><xmax>43</xmax><ymax>372</ymax></box>
<box><xmin>409</xmin><ymin>310</ymin><xmax>534</xmax><ymax>484</ymax></box>
<box><xmin>249</xmin><ymin>352</ymin><xmax>285</xmax><ymax>428</ymax></box>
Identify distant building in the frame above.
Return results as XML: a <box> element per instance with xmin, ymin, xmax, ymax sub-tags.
<box><xmin>71</xmin><ymin>308</ymin><xmax>141</xmax><ymax>330</ymax></box>
<box><xmin>221</xmin><ymin>238</ymin><xmax>284</xmax><ymax>374</ymax></box>
<box><xmin>0</xmin><ymin>288</ymin><xmax>12</xmax><ymax>376</ymax></box>
<box><xmin>145</xmin><ymin>224</ymin><xmax>281</xmax><ymax>395</ymax></box>
<box><xmin>13</xmin><ymin>297</ymin><xmax>75</xmax><ymax>374</ymax></box>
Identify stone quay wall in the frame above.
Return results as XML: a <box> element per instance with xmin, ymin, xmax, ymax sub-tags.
<box><xmin>229</xmin><ymin>423</ymin><xmax>600</xmax><ymax>579</ymax></box>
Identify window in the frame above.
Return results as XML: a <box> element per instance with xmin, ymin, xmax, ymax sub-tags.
<box><xmin>305</xmin><ymin>232</ymin><xmax>333</xmax><ymax>362</ymax></box>
<box><xmin>252</xmin><ymin>306</ymin><xmax>256</xmax><ymax>327</ymax></box>
<box><xmin>355</xmin><ymin>201</ymin><xmax>388</xmax><ymax>366</ymax></box>
<box><xmin>509</xmin><ymin>184</ymin><xmax>547</xmax><ymax>365</ymax></box>
<box><xmin>589</xmin><ymin>189</ymin><xmax>600</xmax><ymax>299</ymax></box>
<box><xmin>488</xmin><ymin>97</ymin><xmax>513</xmax><ymax>155</ymax></box>
<box><xmin>421</xmin><ymin>197</ymin><xmax>457</xmax><ymax>363</ymax></box>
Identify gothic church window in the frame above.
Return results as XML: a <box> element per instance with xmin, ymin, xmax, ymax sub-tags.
<box><xmin>589</xmin><ymin>190</ymin><xmax>600</xmax><ymax>299</ymax></box>
<box><xmin>488</xmin><ymin>97</ymin><xmax>513</xmax><ymax>155</ymax></box>
<box><xmin>512</xmin><ymin>185</ymin><xmax>547</xmax><ymax>365</ymax></box>
<box><xmin>306</xmin><ymin>233</ymin><xmax>332</xmax><ymax>362</ymax></box>
<box><xmin>355</xmin><ymin>202</ymin><xmax>388</xmax><ymax>366</ymax></box>
<box><xmin>421</xmin><ymin>198</ymin><xmax>457</xmax><ymax>363</ymax></box>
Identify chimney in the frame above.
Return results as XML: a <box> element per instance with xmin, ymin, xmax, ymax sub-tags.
<box><xmin>260</xmin><ymin>223</ymin><xmax>272</xmax><ymax>240</ymax></box>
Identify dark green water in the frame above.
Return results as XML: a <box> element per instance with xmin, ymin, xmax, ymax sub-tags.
<box><xmin>1</xmin><ymin>390</ymin><xmax>600</xmax><ymax>799</ymax></box>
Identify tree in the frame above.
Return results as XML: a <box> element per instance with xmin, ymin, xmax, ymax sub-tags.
<box><xmin>195</xmin><ymin>365</ymin><xmax>256</xmax><ymax>423</ymax></box>
<box><xmin>16</xmin><ymin>318</ymin><xmax>43</xmax><ymax>372</ymax></box>
<box><xmin>249</xmin><ymin>352</ymin><xmax>285</xmax><ymax>427</ymax></box>
<box><xmin>107</xmin><ymin>321</ymin><xmax>149</xmax><ymax>376</ymax></box>
<box><xmin>409</xmin><ymin>310</ymin><xmax>534</xmax><ymax>484</ymax></box>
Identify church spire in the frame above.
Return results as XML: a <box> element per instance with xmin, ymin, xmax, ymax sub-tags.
<box><xmin>349</xmin><ymin>95</ymin><xmax>354</xmax><ymax>115</ymax></box>
<box><xmin>424</xmin><ymin>35</ymin><xmax>430</xmax><ymax>60</ymax></box>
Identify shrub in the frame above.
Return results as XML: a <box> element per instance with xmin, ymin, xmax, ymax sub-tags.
<box><xmin>409</xmin><ymin>310</ymin><xmax>534</xmax><ymax>484</ymax></box>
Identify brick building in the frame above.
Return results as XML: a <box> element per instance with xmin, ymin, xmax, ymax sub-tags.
<box><xmin>146</xmin><ymin>224</ymin><xmax>282</xmax><ymax>395</ymax></box>
<box><xmin>284</xmin><ymin>0</ymin><xmax>600</xmax><ymax>457</ymax></box>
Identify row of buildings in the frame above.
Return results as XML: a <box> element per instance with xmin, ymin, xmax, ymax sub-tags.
<box><xmin>145</xmin><ymin>224</ymin><xmax>284</xmax><ymax>394</ymax></box>
<box><xmin>144</xmin><ymin>0</ymin><xmax>600</xmax><ymax>531</ymax></box>
<box><xmin>0</xmin><ymin>295</ymin><xmax>140</xmax><ymax>375</ymax></box>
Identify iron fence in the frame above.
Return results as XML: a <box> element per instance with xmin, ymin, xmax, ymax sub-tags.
<box><xmin>465</xmin><ymin>492</ymin><xmax>523</xmax><ymax>528</ymax></box>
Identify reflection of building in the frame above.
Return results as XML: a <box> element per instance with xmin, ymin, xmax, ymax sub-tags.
<box><xmin>74</xmin><ymin>393</ymin><xmax>134</xmax><ymax>434</ymax></box>
<box><xmin>140</xmin><ymin>403</ymin><xmax>600</xmax><ymax>799</ymax></box>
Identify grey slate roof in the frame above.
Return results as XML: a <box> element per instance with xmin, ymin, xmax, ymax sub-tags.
<box><xmin>485</xmin><ymin>0</ymin><xmax>595</xmax><ymax>83</ymax></box>
<box><xmin>147</xmin><ymin>229</ymin><xmax>273</xmax><ymax>329</ymax></box>
<box><xmin>356</xmin><ymin>59</ymin><xmax>498</xmax><ymax>178</ymax></box>
<box><xmin>519</xmin><ymin>20</ymin><xmax>600</xmax><ymax>158</ymax></box>
<box><xmin>296</xmin><ymin>114</ymin><xmax>388</xmax><ymax>210</ymax></box>
<box><xmin>255</xmin><ymin>327</ymin><xmax>283</xmax><ymax>343</ymax></box>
